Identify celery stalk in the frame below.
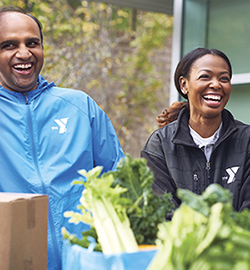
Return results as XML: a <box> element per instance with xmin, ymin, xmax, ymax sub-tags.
<box><xmin>65</xmin><ymin>166</ymin><xmax>138</xmax><ymax>255</ymax></box>
<box><xmin>91</xmin><ymin>194</ymin><xmax>138</xmax><ymax>254</ymax></box>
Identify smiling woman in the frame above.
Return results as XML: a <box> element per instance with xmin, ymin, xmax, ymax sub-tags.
<box><xmin>141</xmin><ymin>47</ymin><xmax>250</xmax><ymax>221</ymax></box>
<box><xmin>179</xmin><ymin>53</ymin><xmax>231</xmax><ymax>137</ymax></box>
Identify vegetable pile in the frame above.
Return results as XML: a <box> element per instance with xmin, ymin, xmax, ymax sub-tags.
<box><xmin>147</xmin><ymin>184</ymin><xmax>250</xmax><ymax>270</ymax></box>
<box><xmin>107</xmin><ymin>154</ymin><xmax>173</xmax><ymax>245</ymax></box>
<box><xmin>62</xmin><ymin>154</ymin><xmax>173</xmax><ymax>254</ymax></box>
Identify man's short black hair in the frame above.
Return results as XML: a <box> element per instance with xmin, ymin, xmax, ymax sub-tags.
<box><xmin>0</xmin><ymin>5</ymin><xmax>43</xmax><ymax>46</ymax></box>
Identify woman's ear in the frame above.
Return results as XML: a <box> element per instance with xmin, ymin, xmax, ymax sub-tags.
<box><xmin>179</xmin><ymin>76</ymin><xmax>188</xmax><ymax>95</ymax></box>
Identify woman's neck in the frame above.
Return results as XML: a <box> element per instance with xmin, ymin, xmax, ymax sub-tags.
<box><xmin>189</xmin><ymin>115</ymin><xmax>222</xmax><ymax>138</ymax></box>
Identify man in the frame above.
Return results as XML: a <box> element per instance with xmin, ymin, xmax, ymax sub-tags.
<box><xmin>0</xmin><ymin>6</ymin><xmax>124</xmax><ymax>270</ymax></box>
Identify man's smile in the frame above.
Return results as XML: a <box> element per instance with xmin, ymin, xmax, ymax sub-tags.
<box><xmin>13</xmin><ymin>62</ymin><xmax>33</xmax><ymax>70</ymax></box>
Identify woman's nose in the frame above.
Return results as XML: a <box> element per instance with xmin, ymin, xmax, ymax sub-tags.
<box><xmin>209</xmin><ymin>79</ymin><xmax>221</xmax><ymax>89</ymax></box>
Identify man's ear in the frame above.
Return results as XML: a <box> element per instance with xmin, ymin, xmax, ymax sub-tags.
<box><xmin>179</xmin><ymin>76</ymin><xmax>188</xmax><ymax>95</ymax></box>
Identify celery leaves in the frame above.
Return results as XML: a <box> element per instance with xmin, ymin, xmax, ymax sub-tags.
<box><xmin>63</xmin><ymin>166</ymin><xmax>138</xmax><ymax>255</ymax></box>
<box><xmin>104</xmin><ymin>154</ymin><xmax>174</xmax><ymax>245</ymax></box>
<box><xmin>147</xmin><ymin>184</ymin><xmax>250</xmax><ymax>270</ymax></box>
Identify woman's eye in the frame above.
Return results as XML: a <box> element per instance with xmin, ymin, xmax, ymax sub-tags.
<box><xmin>220</xmin><ymin>77</ymin><xmax>230</xmax><ymax>82</ymax></box>
<box><xmin>199</xmin><ymin>74</ymin><xmax>209</xmax><ymax>79</ymax></box>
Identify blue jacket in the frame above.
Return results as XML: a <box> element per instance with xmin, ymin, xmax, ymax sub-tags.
<box><xmin>0</xmin><ymin>75</ymin><xmax>125</xmax><ymax>270</ymax></box>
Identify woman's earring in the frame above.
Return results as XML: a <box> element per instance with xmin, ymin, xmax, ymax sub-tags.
<box><xmin>181</xmin><ymin>89</ymin><xmax>188</xmax><ymax>95</ymax></box>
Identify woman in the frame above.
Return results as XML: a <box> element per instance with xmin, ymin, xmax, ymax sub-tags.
<box><xmin>141</xmin><ymin>48</ymin><xmax>250</xmax><ymax>217</ymax></box>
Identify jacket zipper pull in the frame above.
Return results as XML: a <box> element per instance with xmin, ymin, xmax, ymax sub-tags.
<box><xmin>206</xmin><ymin>161</ymin><xmax>211</xmax><ymax>186</ymax></box>
<box><xmin>22</xmin><ymin>92</ymin><xmax>29</xmax><ymax>105</ymax></box>
<box><xmin>193</xmin><ymin>173</ymin><xmax>198</xmax><ymax>194</ymax></box>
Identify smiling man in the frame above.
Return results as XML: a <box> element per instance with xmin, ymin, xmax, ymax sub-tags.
<box><xmin>0</xmin><ymin>6</ymin><xmax>124</xmax><ymax>270</ymax></box>
<box><xmin>0</xmin><ymin>9</ymin><xmax>43</xmax><ymax>91</ymax></box>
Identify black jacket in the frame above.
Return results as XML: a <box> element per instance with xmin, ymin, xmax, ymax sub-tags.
<box><xmin>141</xmin><ymin>107</ymin><xmax>250</xmax><ymax>212</ymax></box>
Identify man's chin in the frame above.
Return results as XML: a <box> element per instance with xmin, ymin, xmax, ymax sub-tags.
<box><xmin>9</xmin><ymin>81</ymin><xmax>38</xmax><ymax>92</ymax></box>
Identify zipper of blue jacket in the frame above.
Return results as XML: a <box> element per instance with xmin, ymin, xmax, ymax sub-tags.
<box><xmin>23</xmin><ymin>92</ymin><xmax>61</xmax><ymax>268</ymax></box>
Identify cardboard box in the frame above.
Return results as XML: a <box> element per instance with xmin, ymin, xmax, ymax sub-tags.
<box><xmin>0</xmin><ymin>193</ymin><xmax>48</xmax><ymax>270</ymax></box>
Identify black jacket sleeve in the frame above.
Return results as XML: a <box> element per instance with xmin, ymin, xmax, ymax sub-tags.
<box><xmin>141</xmin><ymin>132</ymin><xmax>181</xmax><ymax>209</ymax></box>
<box><xmin>238</xmin><ymin>149</ymin><xmax>250</xmax><ymax>211</ymax></box>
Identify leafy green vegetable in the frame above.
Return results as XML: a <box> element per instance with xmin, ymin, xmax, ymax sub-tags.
<box><xmin>62</xmin><ymin>226</ymin><xmax>102</xmax><ymax>251</ymax></box>
<box><xmin>201</xmin><ymin>183</ymin><xmax>233</xmax><ymax>206</ymax></box>
<box><xmin>177</xmin><ymin>183</ymin><xmax>233</xmax><ymax>217</ymax></box>
<box><xmin>231</xmin><ymin>208</ymin><xmax>250</xmax><ymax>231</ymax></box>
<box><xmin>147</xmin><ymin>184</ymin><xmax>250</xmax><ymax>270</ymax></box>
<box><xmin>63</xmin><ymin>166</ymin><xmax>138</xmax><ymax>255</ymax></box>
<box><xmin>62</xmin><ymin>154</ymin><xmax>173</xmax><ymax>253</ymax></box>
<box><xmin>104</xmin><ymin>154</ymin><xmax>174</xmax><ymax>245</ymax></box>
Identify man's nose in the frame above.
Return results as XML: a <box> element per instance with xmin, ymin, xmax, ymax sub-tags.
<box><xmin>16</xmin><ymin>45</ymin><xmax>32</xmax><ymax>59</ymax></box>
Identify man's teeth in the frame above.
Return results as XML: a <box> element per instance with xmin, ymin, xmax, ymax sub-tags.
<box><xmin>203</xmin><ymin>95</ymin><xmax>221</xmax><ymax>101</ymax></box>
<box><xmin>14</xmin><ymin>63</ymin><xmax>32</xmax><ymax>69</ymax></box>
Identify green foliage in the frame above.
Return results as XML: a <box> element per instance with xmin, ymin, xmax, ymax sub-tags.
<box><xmin>62</xmin><ymin>226</ymin><xmax>102</xmax><ymax>251</ymax></box>
<box><xmin>113</xmin><ymin>12</ymin><xmax>173</xmax><ymax>138</ymax></box>
<box><xmin>63</xmin><ymin>154</ymin><xmax>173</xmax><ymax>253</ymax></box>
<box><xmin>177</xmin><ymin>184</ymin><xmax>233</xmax><ymax>217</ymax></box>
<box><xmin>63</xmin><ymin>166</ymin><xmax>138</xmax><ymax>255</ymax></box>
<box><xmin>105</xmin><ymin>154</ymin><xmax>174</xmax><ymax>245</ymax></box>
<box><xmin>147</xmin><ymin>184</ymin><xmax>250</xmax><ymax>270</ymax></box>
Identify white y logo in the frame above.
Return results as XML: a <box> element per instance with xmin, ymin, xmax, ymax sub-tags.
<box><xmin>53</xmin><ymin>118</ymin><xmax>69</xmax><ymax>134</ymax></box>
<box><xmin>226</xmin><ymin>167</ymin><xmax>239</xmax><ymax>184</ymax></box>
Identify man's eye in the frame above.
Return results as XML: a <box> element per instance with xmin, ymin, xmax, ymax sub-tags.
<box><xmin>2</xmin><ymin>43</ymin><xmax>14</xmax><ymax>49</ymax></box>
<box><xmin>28</xmin><ymin>41</ymin><xmax>39</xmax><ymax>47</ymax></box>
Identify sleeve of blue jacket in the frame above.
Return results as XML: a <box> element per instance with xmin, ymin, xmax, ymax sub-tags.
<box><xmin>87</xmin><ymin>95</ymin><xmax>125</xmax><ymax>171</ymax></box>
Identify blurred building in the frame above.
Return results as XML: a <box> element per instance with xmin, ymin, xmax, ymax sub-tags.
<box><xmin>171</xmin><ymin>0</ymin><xmax>250</xmax><ymax>124</ymax></box>
<box><xmin>91</xmin><ymin>0</ymin><xmax>250</xmax><ymax>124</ymax></box>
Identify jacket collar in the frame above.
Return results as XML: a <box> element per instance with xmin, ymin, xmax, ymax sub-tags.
<box><xmin>172</xmin><ymin>106</ymin><xmax>238</xmax><ymax>146</ymax></box>
<box><xmin>0</xmin><ymin>75</ymin><xmax>55</xmax><ymax>101</ymax></box>
<box><xmin>172</xmin><ymin>107</ymin><xmax>194</xmax><ymax>146</ymax></box>
<box><xmin>219</xmin><ymin>109</ymin><xmax>238</xmax><ymax>142</ymax></box>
